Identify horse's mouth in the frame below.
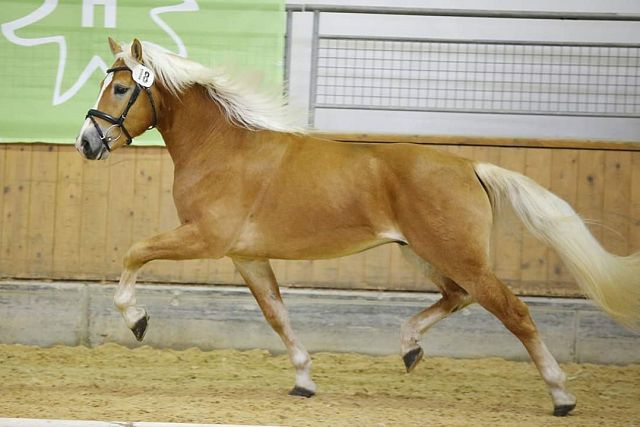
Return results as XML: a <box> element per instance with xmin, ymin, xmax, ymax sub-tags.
<box><xmin>77</xmin><ymin>142</ymin><xmax>109</xmax><ymax>161</ymax></box>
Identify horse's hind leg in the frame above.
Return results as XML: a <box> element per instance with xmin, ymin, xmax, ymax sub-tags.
<box><xmin>405</xmin><ymin>239</ymin><xmax>575</xmax><ymax>414</ymax></box>
<box><xmin>400</xmin><ymin>289</ymin><xmax>471</xmax><ymax>372</ymax></box>
<box><xmin>232</xmin><ymin>257</ymin><xmax>316</xmax><ymax>397</ymax></box>
<box><xmin>114</xmin><ymin>223</ymin><xmax>208</xmax><ymax>341</ymax></box>
<box><xmin>400</xmin><ymin>247</ymin><xmax>473</xmax><ymax>372</ymax></box>
<box><xmin>452</xmin><ymin>267</ymin><xmax>576</xmax><ymax>416</ymax></box>
<box><xmin>398</xmin><ymin>166</ymin><xmax>574</xmax><ymax>415</ymax></box>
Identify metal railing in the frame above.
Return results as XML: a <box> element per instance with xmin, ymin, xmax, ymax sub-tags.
<box><xmin>285</xmin><ymin>5</ymin><xmax>640</xmax><ymax>127</ymax></box>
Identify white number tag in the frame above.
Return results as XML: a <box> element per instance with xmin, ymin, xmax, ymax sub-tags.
<box><xmin>132</xmin><ymin>64</ymin><xmax>155</xmax><ymax>87</ymax></box>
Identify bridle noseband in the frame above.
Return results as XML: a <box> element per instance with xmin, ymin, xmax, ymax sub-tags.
<box><xmin>85</xmin><ymin>65</ymin><xmax>158</xmax><ymax>151</ymax></box>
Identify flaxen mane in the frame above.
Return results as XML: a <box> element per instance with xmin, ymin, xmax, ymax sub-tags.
<box><xmin>117</xmin><ymin>42</ymin><xmax>303</xmax><ymax>133</ymax></box>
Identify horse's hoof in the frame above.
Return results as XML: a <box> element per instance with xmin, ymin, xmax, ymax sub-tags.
<box><xmin>289</xmin><ymin>386</ymin><xmax>315</xmax><ymax>398</ymax></box>
<box><xmin>553</xmin><ymin>403</ymin><xmax>576</xmax><ymax>417</ymax></box>
<box><xmin>403</xmin><ymin>347</ymin><xmax>424</xmax><ymax>373</ymax></box>
<box><xmin>131</xmin><ymin>313</ymin><xmax>150</xmax><ymax>342</ymax></box>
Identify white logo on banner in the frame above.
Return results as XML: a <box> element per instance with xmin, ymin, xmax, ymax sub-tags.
<box><xmin>1</xmin><ymin>0</ymin><xmax>199</xmax><ymax>105</ymax></box>
<box><xmin>82</xmin><ymin>0</ymin><xmax>117</xmax><ymax>28</ymax></box>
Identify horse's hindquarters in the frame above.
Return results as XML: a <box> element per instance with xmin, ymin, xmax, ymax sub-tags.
<box><xmin>380</xmin><ymin>145</ymin><xmax>494</xmax><ymax>279</ymax></box>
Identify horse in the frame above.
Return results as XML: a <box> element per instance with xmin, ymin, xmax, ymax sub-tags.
<box><xmin>75</xmin><ymin>37</ymin><xmax>640</xmax><ymax>416</ymax></box>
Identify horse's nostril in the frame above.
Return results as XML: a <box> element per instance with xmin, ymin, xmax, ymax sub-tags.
<box><xmin>82</xmin><ymin>138</ymin><xmax>94</xmax><ymax>157</ymax></box>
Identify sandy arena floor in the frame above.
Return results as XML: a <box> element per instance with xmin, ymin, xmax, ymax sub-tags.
<box><xmin>0</xmin><ymin>343</ymin><xmax>638</xmax><ymax>426</ymax></box>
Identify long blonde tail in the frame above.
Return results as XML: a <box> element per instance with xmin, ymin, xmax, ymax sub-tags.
<box><xmin>474</xmin><ymin>162</ymin><xmax>640</xmax><ymax>330</ymax></box>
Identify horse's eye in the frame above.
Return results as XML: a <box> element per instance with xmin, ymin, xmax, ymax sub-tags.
<box><xmin>114</xmin><ymin>85</ymin><xmax>129</xmax><ymax>95</ymax></box>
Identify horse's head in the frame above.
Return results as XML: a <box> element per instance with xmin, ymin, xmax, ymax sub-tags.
<box><xmin>76</xmin><ymin>38</ymin><xmax>159</xmax><ymax>160</ymax></box>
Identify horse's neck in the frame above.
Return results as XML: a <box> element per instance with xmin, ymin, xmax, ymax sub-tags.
<box><xmin>157</xmin><ymin>85</ymin><xmax>234</xmax><ymax>162</ymax></box>
<box><xmin>156</xmin><ymin>84</ymin><xmax>289</xmax><ymax>176</ymax></box>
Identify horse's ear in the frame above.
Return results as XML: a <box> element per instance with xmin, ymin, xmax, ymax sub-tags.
<box><xmin>131</xmin><ymin>38</ymin><xmax>143</xmax><ymax>62</ymax></box>
<box><xmin>108</xmin><ymin>37</ymin><xmax>122</xmax><ymax>56</ymax></box>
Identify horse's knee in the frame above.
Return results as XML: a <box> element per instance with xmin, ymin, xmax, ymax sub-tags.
<box><xmin>123</xmin><ymin>241</ymin><xmax>148</xmax><ymax>270</ymax></box>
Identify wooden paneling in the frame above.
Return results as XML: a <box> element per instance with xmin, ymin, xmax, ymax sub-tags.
<box><xmin>52</xmin><ymin>148</ymin><xmax>84</xmax><ymax>277</ymax></box>
<box><xmin>79</xmin><ymin>150</ymin><xmax>110</xmax><ymax>277</ymax></box>
<box><xmin>1</xmin><ymin>137</ymin><xmax>640</xmax><ymax>298</ymax></box>
<box><xmin>27</xmin><ymin>145</ymin><xmax>57</xmax><ymax>277</ymax></box>
<box><xmin>631</xmin><ymin>152</ymin><xmax>640</xmax><ymax>254</ymax></box>
<box><xmin>318</xmin><ymin>133</ymin><xmax>640</xmax><ymax>151</ymax></box>
<box><xmin>602</xmin><ymin>152</ymin><xmax>632</xmax><ymax>256</ymax></box>
<box><xmin>105</xmin><ymin>149</ymin><xmax>136</xmax><ymax>278</ymax></box>
<box><xmin>1</xmin><ymin>146</ymin><xmax>32</xmax><ymax>275</ymax></box>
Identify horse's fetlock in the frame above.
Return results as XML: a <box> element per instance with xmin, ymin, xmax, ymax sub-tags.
<box><xmin>544</xmin><ymin>366</ymin><xmax>566</xmax><ymax>387</ymax></box>
<box><xmin>403</xmin><ymin>331</ymin><xmax>420</xmax><ymax>348</ymax></box>
<box><xmin>113</xmin><ymin>294</ymin><xmax>130</xmax><ymax>311</ymax></box>
<box><xmin>291</xmin><ymin>349</ymin><xmax>310</xmax><ymax>368</ymax></box>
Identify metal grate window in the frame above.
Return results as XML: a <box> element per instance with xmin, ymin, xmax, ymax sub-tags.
<box><xmin>315</xmin><ymin>37</ymin><xmax>640</xmax><ymax>117</ymax></box>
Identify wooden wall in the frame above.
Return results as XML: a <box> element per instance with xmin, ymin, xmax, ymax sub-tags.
<box><xmin>1</xmin><ymin>136</ymin><xmax>640</xmax><ymax>297</ymax></box>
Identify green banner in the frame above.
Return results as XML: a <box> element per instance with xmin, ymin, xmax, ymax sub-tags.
<box><xmin>0</xmin><ymin>0</ymin><xmax>285</xmax><ymax>145</ymax></box>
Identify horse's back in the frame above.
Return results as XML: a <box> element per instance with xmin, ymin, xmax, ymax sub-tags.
<box><xmin>283</xmin><ymin>134</ymin><xmax>489</xmax><ymax>220</ymax></box>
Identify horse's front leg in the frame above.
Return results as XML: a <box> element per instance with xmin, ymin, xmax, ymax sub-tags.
<box><xmin>114</xmin><ymin>223</ymin><xmax>207</xmax><ymax>341</ymax></box>
<box><xmin>232</xmin><ymin>257</ymin><xmax>316</xmax><ymax>397</ymax></box>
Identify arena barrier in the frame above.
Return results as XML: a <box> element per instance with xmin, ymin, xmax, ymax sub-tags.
<box><xmin>1</xmin><ymin>280</ymin><xmax>638</xmax><ymax>364</ymax></box>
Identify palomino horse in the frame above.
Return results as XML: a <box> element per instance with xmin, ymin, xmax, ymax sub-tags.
<box><xmin>76</xmin><ymin>38</ymin><xmax>640</xmax><ymax>416</ymax></box>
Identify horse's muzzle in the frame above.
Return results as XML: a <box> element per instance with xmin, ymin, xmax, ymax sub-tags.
<box><xmin>81</xmin><ymin>136</ymin><xmax>101</xmax><ymax>160</ymax></box>
<box><xmin>76</xmin><ymin>124</ymin><xmax>108</xmax><ymax>160</ymax></box>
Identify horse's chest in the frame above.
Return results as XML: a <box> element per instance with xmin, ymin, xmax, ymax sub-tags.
<box><xmin>172</xmin><ymin>174</ymin><xmax>252</xmax><ymax>222</ymax></box>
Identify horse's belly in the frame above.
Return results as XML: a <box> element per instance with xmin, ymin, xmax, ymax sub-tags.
<box><xmin>227</xmin><ymin>223</ymin><xmax>406</xmax><ymax>260</ymax></box>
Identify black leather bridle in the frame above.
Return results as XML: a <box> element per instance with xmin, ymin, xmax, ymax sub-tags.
<box><xmin>85</xmin><ymin>65</ymin><xmax>158</xmax><ymax>151</ymax></box>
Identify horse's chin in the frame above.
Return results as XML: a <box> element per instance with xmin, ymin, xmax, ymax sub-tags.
<box><xmin>95</xmin><ymin>149</ymin><xmax>110</xmax><ymax>160</ymax></box>
<box><xmin>76</xmin><ymin>145</ymin><xmax>110</xmax><ymax>161</ymax></box>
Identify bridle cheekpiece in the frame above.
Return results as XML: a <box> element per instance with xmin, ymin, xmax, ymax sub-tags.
<box><xmin>85</xmin><ymin>63</ymin><xmax>158</xmax><ymax>151</ymax></box>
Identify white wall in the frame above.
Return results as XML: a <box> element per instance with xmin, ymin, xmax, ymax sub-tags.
<box><xmin>286</xmin><ymin>1</ymin><xmax>640</xmax><ymax>140</ymax></box>
<box><xmin>287</xmin><ymin>0</ymin><xmax>640</xmax><ymax>13</ymax></box>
